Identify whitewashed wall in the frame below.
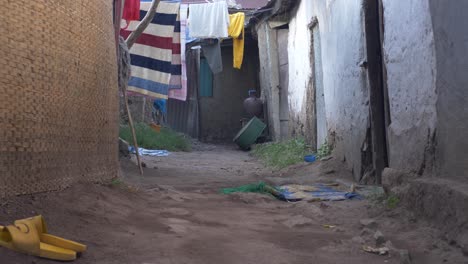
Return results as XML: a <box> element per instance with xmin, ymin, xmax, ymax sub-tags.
<box><xmin>383</xmin><ymin>0</ymin><xmax>437</xmax><ymax>173</ymax></box>
<box><xmin>287</xmin><ymin>0</ymin><xmax>370</xmax><ymax>180</ymax></box>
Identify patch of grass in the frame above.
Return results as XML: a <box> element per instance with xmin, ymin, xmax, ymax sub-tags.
<box><xmin>119</xmin><ymin>123</ymin><xmax>191</xmax><ymax>152</ymax></box>
<box><xmin>317</xmin><ymin>141</ymin><xmax>332</xmax><ymax>159</ymax></box>
<box><xmin>107</xmin><ymin>178</ymin><xmax>139</xmax><ymax>192</ymax></box>
<box><xmin>368</xmin><ymin>192</ymin><xmax>400</xmax><ymax>210</ymax></box>
<box><xmin>386</xmin><ymin>194</ymin><xmax>400</xmax><ymax>209</ymax></box>
<box><xmin>252</xmin><ymin>138</ymin><xmax>310</xmax><ymax>169</ymax></box>
<box><xmin>110</xmin><ymin>178</ymin><xmax>123</xmax><ymax>186</ymax></box>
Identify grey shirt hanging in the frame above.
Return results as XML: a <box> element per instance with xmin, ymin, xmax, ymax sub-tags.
<box><xmin>201</xmin><ymin>39</ymin><xmax>223</xmax><ymax>74</ymax></box>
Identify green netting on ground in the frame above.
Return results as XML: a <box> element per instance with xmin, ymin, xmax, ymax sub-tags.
<box><xmin>220</xmin><ymin>182</ymin><xmax>270</xmax><ymax>194</ymax></box>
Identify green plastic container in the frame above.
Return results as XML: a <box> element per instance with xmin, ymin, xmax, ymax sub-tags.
<box><xmin>233</xmin><ymin>117</ymin><xmax>266</xmax><ymax>150</ymax></box>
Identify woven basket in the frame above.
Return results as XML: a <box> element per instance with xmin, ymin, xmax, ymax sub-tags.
<box><xmin>0</xmin><ymin>0</ymin><xmax>119</xmax><ymax>197</ymax></box>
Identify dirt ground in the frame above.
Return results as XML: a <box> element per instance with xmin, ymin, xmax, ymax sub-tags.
<box><xmin>1</xmin><ymin>144</ymin><xmax>467</xmax><ymax>264</ymax></box>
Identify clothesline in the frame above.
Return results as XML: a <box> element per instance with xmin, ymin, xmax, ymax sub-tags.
<box><xmin>120</xmin><ymin>0</ymin><xmax>248</xmax><ymax>101</ymax></box>
<box><xmin>183</xmin><ymin>0</ymin><xmax>225</xmax><ymax>4</ymax></box>
<box><xmin>141</xmin><ymin>0</ymin><xmax>224</xmax><ymax>3</ymax></box>
<box><xmin>140</xmin><ymin>0</ymin><xmax>273</xmax><ymax>15</ymax></box>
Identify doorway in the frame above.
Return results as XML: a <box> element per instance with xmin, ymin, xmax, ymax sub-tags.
<box><xmin>363</xmin><ymin>0</ymin><xmax>390</xmax><ymax>184</ymax></box>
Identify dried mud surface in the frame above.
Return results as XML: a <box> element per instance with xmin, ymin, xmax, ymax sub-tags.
<box><xmin>1</xmin><ymin>145</ymin><xmax>465</xmax><ymax>263</ymax></box>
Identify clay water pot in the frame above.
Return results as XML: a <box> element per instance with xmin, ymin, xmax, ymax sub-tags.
<box><xmin>243</xmin><ymin>90</ymin><xmax>263</xmax><ymax>118</ymax></box>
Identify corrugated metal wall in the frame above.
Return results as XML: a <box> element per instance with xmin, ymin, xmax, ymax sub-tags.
<box><xmin>167</xmin><ymin>48</ymin><xmax>200</xmax><ymax>138</ymax></box>
<box><xmin>167</xmin><ymin>98</ymin><xmax>191</xmax><ymax>133</ymax></box>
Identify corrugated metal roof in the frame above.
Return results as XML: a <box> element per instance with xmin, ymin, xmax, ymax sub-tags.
<box><xmin>181</xmin><ymin>0</ymin><xmax>271</xmax><ymax>9</ymax></box>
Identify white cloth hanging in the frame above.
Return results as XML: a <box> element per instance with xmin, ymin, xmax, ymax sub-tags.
<box><xmin>188</xmin><ymin>0</ymin><xmax>230</xmax><ymax>38</ymax></box>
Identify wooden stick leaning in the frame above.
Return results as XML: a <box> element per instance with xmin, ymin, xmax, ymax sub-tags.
<box><xmin>123</xmin><ymin>87</ymin><xmax>144</xmax><ymax>175</ymax></box>
<box><xmin>121</xmin><ymin>0</ymin><xmax>161</xmax><ymax>175</ymax></box>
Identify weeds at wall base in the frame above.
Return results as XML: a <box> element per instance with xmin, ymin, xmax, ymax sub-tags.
<box><xmin>119</xmin><ymin>123</ymin><xmax>191</xmax><ymax>152</ymax></box>
<box><xmin>251</xmin><ymin>138</ymin><xmax>311</xmax><ymax>169</ymax></box>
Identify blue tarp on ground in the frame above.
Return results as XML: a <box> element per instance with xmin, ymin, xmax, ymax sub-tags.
<box><xmin>276</xmin><ymin>184</ymin><xmax>361</xmax><ymax>202</ymax></box>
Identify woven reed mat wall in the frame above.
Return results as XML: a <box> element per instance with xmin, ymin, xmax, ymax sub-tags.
<box><xmin>0</xmin><ymin>1</ymin><xmax>119</xmax><ymax>198</ymax></box>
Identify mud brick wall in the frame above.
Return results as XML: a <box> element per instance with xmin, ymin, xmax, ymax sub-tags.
<box><xmin>0</xmin><ymin>0</ymin><xmax>119</xmax><ymax>197</ymax></box>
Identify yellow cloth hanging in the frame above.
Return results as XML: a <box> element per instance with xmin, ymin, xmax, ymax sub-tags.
<box><xmin>228</xmin><ymin>13</ymin><xmax>245</xmax><ymax>69</ymax></box>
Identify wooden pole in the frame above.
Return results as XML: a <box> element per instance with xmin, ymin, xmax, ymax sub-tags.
<box><xmin>123</xmin><ymin>89</ymin><xmax>144</xmax><ymax>175</ymax></box>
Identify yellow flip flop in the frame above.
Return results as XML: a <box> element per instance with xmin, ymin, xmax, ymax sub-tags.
<box><xmin>15</xmin><ymin>215</ymin><xmax>87</xmax><ymax>253</ymax></box>
<box><xmin>0</xmin><ymin>223</ymin><xmax>77</xmax><ymax>261</ymax></box>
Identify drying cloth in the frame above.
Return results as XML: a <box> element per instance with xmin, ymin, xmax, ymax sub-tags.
<box><xmin>188</xmin><ymin>1</ymin><xmax>230</xmax><ymax>38</ymax></box>
<box><xmin>128</xmin><ymin>146</ymin><xmax>170</xmax><ymax>157</ymax></box>
<box><xmin>185</xmin><ymin>26</ymin><xmax>197</xmax><ymax>44</ymax></box>
<box><xmin>120</xmin><ymin>1</ymin><xmax>180</xmax><ymax>99</ymax></box>
<box><xmin>169</xmin><ymin>10</ymin><xmax>182</xmax><ymax>90</ymax></box>
<box><xmin>169</xmin><ymin>4</ymin><xmax>188</xmax><ymax>101</ymax></box>
<box><xmin>122</xmin><ymin>0</ymin><xmax>140</xmax><ymax>21</ymax></box>
<box><xmin>277</xmin><ymin>184</ymin><xmax>361</xmax><ymax>202</ymax></box>
<box><xmin>201</xmin><ymin>39</ymin><xmax>223</xmax><ymax>74</ymax></box>
<box><xmin>228</xmin><ymin>12</ymin><xmax>245</xmax><ymax>69</ymax></box>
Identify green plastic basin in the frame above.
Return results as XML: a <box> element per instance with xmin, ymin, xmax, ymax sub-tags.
<box><xmin>233</xmin><ymin>117</ymin><xmax>266</xmax><ymax>150</ymax></box>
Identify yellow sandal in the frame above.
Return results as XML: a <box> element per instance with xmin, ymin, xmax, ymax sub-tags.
<box><xmin>15</xmin><ymin>215</ymin><xmax>87</xmax><ymax>253</ymax></box>
<box><xmin>0</xmin><ymin>215</ymin><xmax>86</xmax><ymax>261</ymax></box>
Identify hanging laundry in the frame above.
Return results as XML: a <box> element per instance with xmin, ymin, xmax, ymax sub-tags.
<box><xmin>188</xmin><ymin>1</ymin><xmax>230</xmax><ymax>39</ymax></box>
<box><xmin>122</xmin><ymin>0</ymin><xmax>140</xmax><ymax>22</ymax></box>
<box><xmin>228</xmin><ymin>12</ymin><xmax>245</xmax><ymax>69</ymax></box>
<box><xmin>185</xmin><ymin>26</ymin><xmax>197</xmax><ymax>44</ymax></box>
<box><xmin>169</xmin><ymin>10</ymin><xmax>182</xmax><ymax>90</ymax></box>
<box><xmin>201</xmin><ymin>39</ymin><xmax>223</xmax><ymax>74</ymax></box>
<box><xmin>169</xmin><ymin>4</ymin><xmax>188</xmax><ymax>101</ymax></box>
<box><xmin>120</xmin><ymin>1</ymin><xmax>180</xmax><ymax>99</ymax></box>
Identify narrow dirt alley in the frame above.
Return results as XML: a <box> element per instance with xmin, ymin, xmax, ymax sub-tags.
<box><xmin>0</xmin><ymin>144</ymin><xmax>465</xmax><ymax>264</ymax></box>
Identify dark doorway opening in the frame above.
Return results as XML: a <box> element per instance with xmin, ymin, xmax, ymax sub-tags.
<box><xmin>277</xmin><ymin>26</ymin><xmax>290</xmax><ymax>141</ymax></box>
<box><xmin>364</xmin><ymin>0</ymin><xmax>390</xmax><ymax>184</ymax></box>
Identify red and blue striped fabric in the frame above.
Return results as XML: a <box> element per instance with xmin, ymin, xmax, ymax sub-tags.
<box><xmin>120</xmin><ymin>1</ymin><xmax>181</xmax><ymax>99</ymax></box>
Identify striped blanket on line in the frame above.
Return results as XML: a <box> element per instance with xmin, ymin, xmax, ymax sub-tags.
<box><xmin>168</xmin><ymin>3</ymin><xmax>188</xmax><ymax>101</ymax></box>
<box><xmin>121</xmin><ymin>1</ymin><xmax>181</xmax><ymax>99</ymax></box>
